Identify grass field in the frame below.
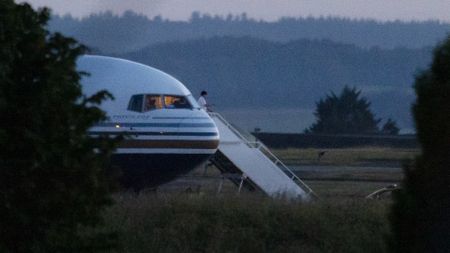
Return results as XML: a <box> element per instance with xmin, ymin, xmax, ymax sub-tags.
<box><xmin>305</xmin><ymin>180</ymin><xmax>396</xmax><ymax>199</ymax></box>
<box><xmin>272</xmin><ymin>147</ymin><xmax>419</xmax><ymax>167</ymax></box>
<box><xmin>105</xmin><ymin>193</ymin><xmax>391</xmax><ymax>253</ymax></box>
<box><xmin>297</xmin><ymin>166</ymin><xmax>403</xmax><ymax>182</ymax></box>
<box><xmin>101</xmin><ymin>147</ymin><xmax>410</xmax><ymax>252</ymax></box>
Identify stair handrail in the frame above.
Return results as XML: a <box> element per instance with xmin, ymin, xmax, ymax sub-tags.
<box><xmin>209</xmin><ymin>112</ymin><xmax>257</xmax><ymax>147</ymax></box>
<box><xmin>209</xmin><ymin>112</ymin><xmax>317</xmax><ymax>198</ymax></box>
<box><xmin>254</xmin><ymin>141</ymin><xmax>317</xmax><ymax>198</ymax></box>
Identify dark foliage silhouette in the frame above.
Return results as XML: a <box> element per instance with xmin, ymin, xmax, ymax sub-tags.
<box><xmin>381</xmin><ymin>118</ymin><xmax>400</xmax><ymax>135</ymax></box>
<box><xmin>390</xmin><ymin>35</ymin><xmax>450</xmax><ymax>253</ymax></box>
<box><xmin>0</xmin><ymin>2</ymin><xmax>117</xmax><ymax>252</ymax></box>
<box><xmin>306</xmin><ymin>86</ymin><xmax>381</xmax><ymax>134</ymax></box>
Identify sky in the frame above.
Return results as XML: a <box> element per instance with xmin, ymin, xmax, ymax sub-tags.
<box><xmin>21</xmin><ymin>0</ymin><xmax>450</xmax><ymax>23</ymax></box>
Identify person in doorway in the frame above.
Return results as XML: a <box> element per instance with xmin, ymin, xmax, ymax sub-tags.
<box><xmin>197</xmin><ymin>90</ymin><xmax>210</xmax><ymax>111</ymax></box>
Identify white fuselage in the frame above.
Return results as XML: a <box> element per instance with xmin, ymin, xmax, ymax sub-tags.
<box><xmin>77</xmin><ymin>55</ymin><xmax>219</xmax><ymax>189</ymax></box>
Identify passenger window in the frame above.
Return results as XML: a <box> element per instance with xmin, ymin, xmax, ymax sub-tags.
<box><xmin>164</xmin><ymin>95</ymin><xmax>192</xmax><ymax>109</ymax></box>
<box><xmin>127</xmin><ymin>94</ymin><xmax>144</xmax><ymax>112</ymax></box>
<box><xmin>144</xmin><ymin>95</ymin><xmax>163</xmax><ymax>111</ymax></box>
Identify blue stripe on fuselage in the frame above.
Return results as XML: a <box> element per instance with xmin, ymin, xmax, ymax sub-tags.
<box><xmin>152</xmin><ymin>117</ymin><xmax>210</xmax><ymax>120</ymax></box>
<box><xmin>88</xmin><ymin>131</ymin><xmax>218</xmax><ymax>136</ymax></box>
<box><xmin>95</xmin><ymin>122</ymin><xmax>215</xmax><ymax>128</ymax></box>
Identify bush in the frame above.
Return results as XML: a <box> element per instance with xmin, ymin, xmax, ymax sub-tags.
<box><xmin>390</xmin><ymin>36</ymin><xmax>450</xmax><ymax>252</ymax></box>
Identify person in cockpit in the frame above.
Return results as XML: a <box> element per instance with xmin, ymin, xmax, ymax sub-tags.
<box><xmin>145</xmin><ymin>96</ymin><xmax>156</xmax><ymax>111</ymax></box>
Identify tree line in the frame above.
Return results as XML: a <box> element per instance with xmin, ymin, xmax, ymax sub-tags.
<box><xmin>49</xmin><ymin>10</ymin><xmax>450</xmax><ymax>54</ymax></box>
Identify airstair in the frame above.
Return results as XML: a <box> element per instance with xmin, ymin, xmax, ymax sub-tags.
<box><xmin>209</xmin><ymin>112</ymin><xmax>316</xmax><ymax>201</ymax></box>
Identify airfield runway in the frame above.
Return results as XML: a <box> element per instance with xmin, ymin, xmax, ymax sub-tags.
<box><xmin>156</xmin><ymin>164</ymin><xmax>403</xmax><ymax>199</ymax></box>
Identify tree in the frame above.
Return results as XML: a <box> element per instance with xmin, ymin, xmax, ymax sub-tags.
<box><xmin>390</xmin><ymin>36</ymin><xmax>450</xmax><ymax>252</ymax></box>
<box><xmin>381</xmin><ymin>118</ymin><xmax>400</xmax><ymax>135</ymax></box>
<box><xmin>306</xmin><ymin>86</ymin><xmax>381</xmax><ymax>134</ymax></box>
<box><xmin>0</xmin><ymin>2</ymin><xmax>117</xmax><ymax>252</ymax></box>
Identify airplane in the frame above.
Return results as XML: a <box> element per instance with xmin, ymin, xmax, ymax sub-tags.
<box><xmin>77</xmin><ymin>55</ymin><xmax>219</xmax><ymax>190</ymax></box>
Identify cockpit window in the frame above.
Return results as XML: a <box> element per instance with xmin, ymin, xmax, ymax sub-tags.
<box><xmin>144</xmin><ymin>95</ymin><xmax>163</xmax><ymax>111</ymax></box>
<box><xmin>164</xmin><ymin>95</ymin><xmax>192</xmax><ymax>109</ymax></box>
<box><xmin>127</xmin><ymin>94</ymin><xmax>144</xmax><ymax>112</ymax></box>
<box><xmin>127</xmin><ymin>94</ymin><xmax>192</xmax><ymax>112</ymax></box>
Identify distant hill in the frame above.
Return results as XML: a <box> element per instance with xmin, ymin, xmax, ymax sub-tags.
<box><xmin>117</xmin><ymin>37</ymin><xmax>432</xmax><ymax>132</ymax></box>
<box><xmin>49</xmin><ymin>11</ymin><xmax>450</xmax><ymax>54</ymax></box>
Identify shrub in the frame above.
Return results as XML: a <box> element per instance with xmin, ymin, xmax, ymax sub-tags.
<box><xmin>390</xmin><ymin>36</ymin><xmax>450</xmax><ymax>252</ymax></box>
